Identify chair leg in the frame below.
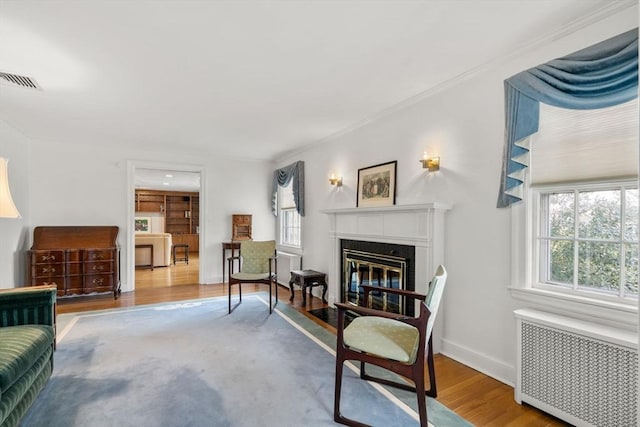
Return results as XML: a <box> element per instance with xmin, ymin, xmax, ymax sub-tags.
<box><xmin>228</xmin><ymin>282</ymin><xmax>243</xmax><ymax>314</ymax></box>
<box><xmin>334</xmin><ymin>356</ymin><xmax>344</xmax><ymax>422</ymax></box>
<box><xmin>426</xmin><ymin>337</ymin><xmax>437</xmax><ymax>398</ymax></box>
<box><xmin>335</xmin><ymin>357</ymin><xmax>370</xmax><ymax>427</ymax></box>
<box><xmin>414</xmin><ymin>366</ymin><xmax>429</xmax><ymax>427</ymax></box>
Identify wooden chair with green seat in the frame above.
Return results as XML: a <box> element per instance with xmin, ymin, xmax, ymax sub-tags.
<box><xmin>227</xmin><ymin>240</ymin><xmax>278</xmax><ymax>314</ymax></box>
<box><xmin>334</xmin><ymin>265</ymin><xmax>448</xmax><ymax>427</ymax></box>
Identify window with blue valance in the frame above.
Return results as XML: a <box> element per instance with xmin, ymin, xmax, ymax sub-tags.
<box><xmin>497</xmin><ymin>28</ymin><xmax>638</xmax><ymax>208</ymax></box>
<box><xmin>272</xmin><ymin>161</ymin><xmax>304</xmax><ymax>216</ymax></box>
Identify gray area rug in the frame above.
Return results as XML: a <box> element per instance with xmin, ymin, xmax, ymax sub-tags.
<box><xmin>22</xmin><ymin>294</ymin><xmax>471</xmax><ymax>427</ymax></box>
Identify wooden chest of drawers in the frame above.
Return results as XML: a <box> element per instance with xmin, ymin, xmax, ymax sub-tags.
<box><xmin>27</xmin><ymin>226</ymin><xmax>120</xmax><ymax>298</ymax></box>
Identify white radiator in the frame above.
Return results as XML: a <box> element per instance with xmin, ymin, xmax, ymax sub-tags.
<box><xmin>515</xmin><ymin>309</ymin><xmax>638</xmax><ymax>427</ymax></box>
<box><xmin>276</xmin><ymin>251</ymin><xmax>301</xmax><ymax>286</ymax></box>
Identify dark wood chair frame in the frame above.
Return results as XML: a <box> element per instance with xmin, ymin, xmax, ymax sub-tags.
<box><xmin>334</xmin><ymin>285</ymin><xmax>436</xmax><ymax>427</ymax></box>
<box><xmin>227</xmin><ymin>251</ymin><xmax>278</xmax><ymax>314</ymax></box>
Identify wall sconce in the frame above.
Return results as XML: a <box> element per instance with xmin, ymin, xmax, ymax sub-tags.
<box><xmin>0</xmin><ymin>157</ymin><xmax>21</xmax><ymax>218</ymax></box>
<box><xmin>328</xmin><ymin>172</ymin><xmax>343</xmax><ymax>187</ymax></box>
<box><xmin>420</xmin><ymin>152</ymin><xmax>440</xmax><ymax>172</ymax></box>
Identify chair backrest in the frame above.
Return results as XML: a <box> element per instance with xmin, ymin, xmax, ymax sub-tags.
<box><xmin>240</xmin><ymin>240</ymin><xmax>276</xmax><ymax>274</ymax></box>
<box><xmin>424</xmin><ymin>265</ymin><xmax>447</xmax><ymax>340</ymax></box>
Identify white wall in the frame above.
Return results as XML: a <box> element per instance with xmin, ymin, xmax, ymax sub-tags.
<box><xmin>275</xmin><ymin>9</ymin><xmax>638</xmax><ymax>385</ymax></box>
<box><xmin>8</xmin><ymin>138</ymin><xmax>274</xmax><ymax>291</ymax></box>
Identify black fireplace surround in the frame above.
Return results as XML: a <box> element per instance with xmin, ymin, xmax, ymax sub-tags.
<box><xmin>340</xmin><ymin>239</ymin><xmax>415</xmax><ymax>315</ymax></box>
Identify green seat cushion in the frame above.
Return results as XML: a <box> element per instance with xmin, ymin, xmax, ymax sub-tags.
<box><xmin>343</xmin><ymin>316</ymin><xmax>420</xmax><ymax>364</ymax></box>
<box><xmin>0</xmin><ymin>325</ymin><xmax>54</xmax><ymax>394</ymax></box>
<box><xmin>230</xmin><ymin>272</ymin><xmax>271</xmax><ymax>281</ymax></box>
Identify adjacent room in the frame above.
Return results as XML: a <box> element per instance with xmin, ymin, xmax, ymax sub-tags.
<box><xmin>0</xmin><ymin>1</ymin><xmax>637</xmax><ymax>426</ymax></box>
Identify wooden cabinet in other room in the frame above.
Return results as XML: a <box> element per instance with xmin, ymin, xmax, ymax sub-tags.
<box><xmin>135</xmin><ymin>190</ymin><xmax>165</xmax><ymax>213</ymax></box>
<box><xmin>134</xmin><ymin>190</ymin><xmax>199</xmax><ymax>251</ymax></box>
<box><xmin>165</xmin><ymin>194</ymin><xmax>192</xmax><ymax>235</ymax></box>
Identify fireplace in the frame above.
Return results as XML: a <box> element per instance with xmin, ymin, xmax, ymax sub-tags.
<box><xmin>341</xmin><ymin>239</ymin><xmax>415</xmax><ymax>315</ymax></box>
<box><xmin>323</xmin><ymin>203</ymin><xmax>450</xmax><ymax>351</ymax></box>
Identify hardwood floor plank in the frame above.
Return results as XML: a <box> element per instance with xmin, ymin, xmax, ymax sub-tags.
<box><xmin>55</xmin><ymin>255</ymin><xmax>567</xmax><ymax>426</ymax></box>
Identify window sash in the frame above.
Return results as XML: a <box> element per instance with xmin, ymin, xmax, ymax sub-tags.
<box><xmin>534</xmin><ymin>180</ymin><xmax>638</xmax><ymax>302</ymax></box>
<box><xmin>280</xmin><ymin>207</ymin><xmax>301</xmax><ymax>247</ymax></box>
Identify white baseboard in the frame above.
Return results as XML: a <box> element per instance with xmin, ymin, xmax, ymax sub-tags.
<box><xmin>439</xmin><ymin>338</ymin><xmax>515</xmax><ymax>388</ymax></box>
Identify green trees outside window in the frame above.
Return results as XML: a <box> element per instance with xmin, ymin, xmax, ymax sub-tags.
<box><xmin>539</xmin><ymin>184</ymin><xmax>638</xmax><ymax>299</ymax></box>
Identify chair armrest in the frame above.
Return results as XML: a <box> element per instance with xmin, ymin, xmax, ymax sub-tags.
<box><xmin>0</xmin><ymin>285</ymin><xmax>57</xmax><ymax>328</ymax></box>
<box><xmin>359</xmin><ymin>285</ymin><xmax>427</xmax><ymax>301</ymax></box>
<box><xmin>334</xmin><ymin>302</ymin><xmax>413</xmax><ymax>322</ymax></box>
<box><xmin>335</xmin><ymin>301</ymin><xmax>432</xmax><ymax>331</ymax></box>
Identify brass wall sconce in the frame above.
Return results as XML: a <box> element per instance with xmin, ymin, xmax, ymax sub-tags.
<box><xmin>328</xmin><ymin>173</ymin><xmax>343</xmax><ymax>187</ymax></box>
<box><xmin>420</xmin><ymin>154</ymin><xmax>440</xmax><ymax>172</ymax></box>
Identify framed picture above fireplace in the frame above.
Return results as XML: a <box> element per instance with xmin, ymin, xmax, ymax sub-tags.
<box><xmin>357</xmin><ymin>160</ymin><xmax>397</xmax><ymax>207</ymax></box>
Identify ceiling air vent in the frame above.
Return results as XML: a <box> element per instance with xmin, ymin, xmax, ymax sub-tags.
<box><xmin>0</xmin><ymin>72</ymin><xmax>41</xmax><ymax>90</ymax></box>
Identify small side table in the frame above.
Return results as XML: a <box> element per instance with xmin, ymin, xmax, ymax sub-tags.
<box><xmin>173</xmin><ymin>244</ymin><xmax>189</xmax><ymax>265</ymax></box>
<box><xmin>222</xmin><ymin>241</ymin><xmax>241</xmax><ymax>282</ymax></box>
<box><xmin>135</xmin><ymin>244</ymin><xmax>154</xmax><ymax>270</ymax></box>
<box><xmin>289</xmin><ymin>269</ymin><xmax>328</xmax><ymax>305</ymax></box>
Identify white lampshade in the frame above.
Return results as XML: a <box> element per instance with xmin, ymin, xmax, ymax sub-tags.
<box><xmin>0</xmin><ymin>157</ymin><xmax>21</xmax><ymax>218</ymax></box>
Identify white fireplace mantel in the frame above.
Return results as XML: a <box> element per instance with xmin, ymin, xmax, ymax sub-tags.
<box><xmin>322</xmin><ymin>203</ymin><xmax>451</xmax><ymax>305</ymax></box>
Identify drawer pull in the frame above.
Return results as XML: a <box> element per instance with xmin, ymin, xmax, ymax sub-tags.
<box><xmin>92</xmin><ymin>278</ymin><xmax>105</xmax><ymax>285</ymax></box>
<box><xmin>41</xmin><ymin>255</ymin><xmax>56</xmax><ymax>261</ymax></box>
<box><xmin>93</xmin><ymin>265</ymin><xmax>105</xmax><ymax>272</ymax></box>
<box><xmin>42</xmin><ymin>267</ymin><xmax>56</xmax><ymax>274</ymax></box>
<box><xmin>91</xmin><ymin>253</ymin><xmax>105</xmax><ymax>260</ymax></box>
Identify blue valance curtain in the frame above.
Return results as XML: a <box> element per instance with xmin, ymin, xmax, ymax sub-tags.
<box><xmin>272</xmin><ymin>161</ymin><xmax>305</xmax><ymax>216</ymax></box>
<box><xmin>497</xmin><ymin>28</ymin><xmax>638</xmax><ymax>208</ymax></box>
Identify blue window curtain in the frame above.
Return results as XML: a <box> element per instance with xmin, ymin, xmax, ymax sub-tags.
<box><xmin>497</xmin><ymin>28</ymin><xmax>638</xmax><ymax>208</ymax></box>
<box><xmin>272</xmin><ymin>161</ymin><xmax>305</xmax><ymax>216</ymax></box>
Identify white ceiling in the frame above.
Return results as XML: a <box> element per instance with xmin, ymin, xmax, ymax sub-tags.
<box><xmin>134</xmin><ymin>168</ymin><xmax>201</xmax><ymax>192</ymax></box>
<box><xmin>0</xmin><ymin>0</ymin><xmax>631</xmax><ymax>170</ymax></box>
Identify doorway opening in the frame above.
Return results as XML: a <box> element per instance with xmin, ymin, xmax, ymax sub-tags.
<box><xmin>126</xmin><ymin>161</ymin><xmax>205</xmax><ymax>292</ymax></box>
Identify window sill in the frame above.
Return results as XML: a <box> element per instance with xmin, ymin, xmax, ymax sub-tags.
<box><xmin>276</xmin><ymin>244</ymin><xmax>303</xmax><ymax>256</ymax></box>
<box><xmin>509</xmin><ymin>287</ymin><xmax>638</xmax><ymax>331</ymax></box>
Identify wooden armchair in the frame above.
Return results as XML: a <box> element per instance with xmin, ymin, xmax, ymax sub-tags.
<box><xmin>227</xmin><ymin>240</ymin><xmax>278</xmax><ymax>314</ymax></box>
<box><xmin>334</xmin><ymin>265</ymin><xmax>448</xmax><ymax>427</ymax></box>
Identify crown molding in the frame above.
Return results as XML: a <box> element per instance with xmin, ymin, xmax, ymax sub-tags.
<box><xmin>272</xmin><ymin>0</ymin><xmax>638</xmax><ymax>163</ymax></box>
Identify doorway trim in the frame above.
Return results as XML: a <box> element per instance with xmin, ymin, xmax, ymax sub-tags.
<box><xmin>125</xmin><ymin>160</ymin><xmax>206</xmax><ymax>292</ymax></box>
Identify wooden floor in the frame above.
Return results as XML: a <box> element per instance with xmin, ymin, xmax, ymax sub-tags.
<box><xmin>57</xmin><ymin>254</ymin><xmax>568</xmax><ymax>426</ymax></box>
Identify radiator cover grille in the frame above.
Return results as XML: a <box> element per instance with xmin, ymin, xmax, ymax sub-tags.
<box><xmin>520</xmin><ymin>321</ymin><xmax>637</xmax><ymax>427</ymax></box>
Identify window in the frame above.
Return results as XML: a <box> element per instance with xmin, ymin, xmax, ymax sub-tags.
<box><xmin>278</xmin><ymin>181</ymin><xmax>301</xmax><ymax>248</ymax></box>
<box><xmin>534</xmin><ymin>181</ymin><xmax>638</xmax><ymax>302</ymax></box>
<box><xmin>511</xmin><ymin>101</ymin><xmax>638</xmax><ymax>325</ymax></box>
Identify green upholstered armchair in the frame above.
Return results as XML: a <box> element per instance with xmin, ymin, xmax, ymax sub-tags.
<box><xmin>334</xmin><ymin>265</ymin><xmax>448</xmax><ymax>427</ymax></box>
<box><xmin>227</xmin><ymin>240</ymin><xmax>278</xmax><ymax>314</ymax></box>
<box><xmin>0</xmin><ymin>285</ymin><xmax>57</xmax><ymax>427</ymax></box>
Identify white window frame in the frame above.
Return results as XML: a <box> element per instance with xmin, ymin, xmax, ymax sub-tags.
<box><xmin>277</xmin><ymin>182</ymin><xmax>302</xmax><ymax>251</ymax></box>
<box><xmin>532</xmin><ymin>179</ymin><xmax>638</xmax><ymax>302</ymax></box>
<box><xmin>510</xmin><ymin>176</ymin><xmax>639</xmax><ymax>329</ymax></box>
